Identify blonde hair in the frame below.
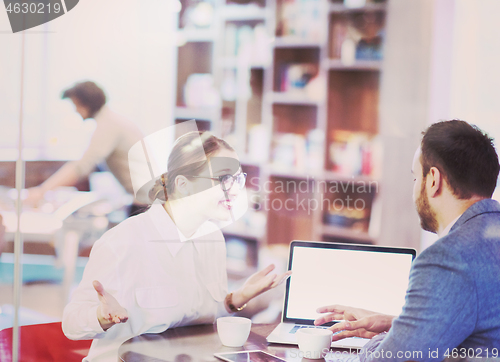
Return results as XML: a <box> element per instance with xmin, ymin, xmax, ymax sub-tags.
<box><xmin>149</xmin><ymin>131</ymin><xmax>234</xmax><ymax>202</ymax></box>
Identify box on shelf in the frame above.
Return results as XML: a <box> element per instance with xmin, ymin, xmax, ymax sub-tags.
<box><xmin>277</xmin><ymin>63</ymin><xmax>318</xmax><ymax>92</ymax></box>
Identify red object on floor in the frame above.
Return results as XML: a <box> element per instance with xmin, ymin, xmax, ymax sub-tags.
<box><xmin>0</xmin><ymin>322</ymin><xmax>91</xmax><ymax>362</ymax></box>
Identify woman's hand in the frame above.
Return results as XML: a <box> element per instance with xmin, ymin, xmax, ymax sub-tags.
<box><xmin>93</xmin><ymin>280</ymin><xmax>129</xmax><ymax>331</ymax></box>
<box><xmin>231</xmin><ymin>264</ymin><xmax>292</xmax><ymax>308</ymax></box>
<box><xmin>314</xmin><ymin>304</ymin><xmax>394</xmax><ymax>340</ymax></box>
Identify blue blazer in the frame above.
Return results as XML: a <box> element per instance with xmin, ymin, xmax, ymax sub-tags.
<box><xmin>362</xmin><ymin>199</ymin><xmax>500</xmax><ymax>362</ymax></box>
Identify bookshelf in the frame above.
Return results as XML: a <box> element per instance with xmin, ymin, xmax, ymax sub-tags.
<box><xmin>174</xmin><ymin>0</ymin><xmax>386</xmax><ymax>248</ymax></box>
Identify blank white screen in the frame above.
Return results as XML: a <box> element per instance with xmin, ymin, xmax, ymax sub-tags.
<box><xmin>286</xmin><ymin>246</ymin><xmax>413</xmax><ymax>320</ymax></box>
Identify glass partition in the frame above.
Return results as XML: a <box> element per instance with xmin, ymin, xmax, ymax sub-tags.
<box><xmin>0</xmin><ymin>2</ymin><xmax>177</xmax><ymax>360</ymax></box>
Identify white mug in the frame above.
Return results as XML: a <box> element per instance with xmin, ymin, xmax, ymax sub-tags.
<box><xmin>296</xmin><ymin>328</ymin><xmax>333</xmax><ymax>359</ymax></box>
<box><xmin>216</xmin><ymin>317</ymin><xmax>252</xmax><ymax>347</ymax></box>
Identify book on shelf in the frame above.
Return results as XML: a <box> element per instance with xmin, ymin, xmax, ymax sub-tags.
<box><xmin>271</xmin><ymin>130</ymin><xmax>325</xmax><ymax>172</ymax></box>
<box><xmin>328</xmin><ymin>130</ymin><xmax>380</xmax><ymax>177</ymax></box>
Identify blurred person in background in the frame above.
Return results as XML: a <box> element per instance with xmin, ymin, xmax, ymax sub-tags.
<box><xmin>62</xmin><ymin>131</ymin><xmax>291</xmax><ymax>361</ymax></box>
<box><xmin>26</xmin><ymin>81</ymin><xmax>146</xmax><ymax>216</ymax></box>
<box><xmin>315</xmin><ymin>120</ymin><xmax>500</xmax><ymax>361</ymax></box>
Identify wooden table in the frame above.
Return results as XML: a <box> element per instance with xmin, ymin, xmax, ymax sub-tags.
<box><xmin>118</xmin><ymin>323</ymin><xmax>359</xmax><ymax>362</ymax></box>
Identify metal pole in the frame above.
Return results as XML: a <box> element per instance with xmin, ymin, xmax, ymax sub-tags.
<box><xmin>13</xmin><ymin>29</ymin><xmax>26</xmax><ymax>362</ymax></box>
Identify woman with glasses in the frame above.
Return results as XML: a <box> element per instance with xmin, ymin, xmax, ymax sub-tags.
<box><xmin>62</xmin><ymin>131</ymin><xmax>291</xmax><ymax>362</ymax></box>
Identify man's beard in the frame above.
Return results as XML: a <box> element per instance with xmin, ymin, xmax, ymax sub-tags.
<box><xmin>416</xmin><ymin>179</ymin><xmax>438</xmax><ymax>233</ymax></box>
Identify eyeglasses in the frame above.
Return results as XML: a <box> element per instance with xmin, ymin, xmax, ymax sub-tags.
<box><xmin>188</xmin><ymin>172</ymin><xmax>247</xmax><ymax>192</ymax></box>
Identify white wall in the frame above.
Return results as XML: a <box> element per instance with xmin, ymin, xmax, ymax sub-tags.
<box><xmin>421</xmin><ymin>0</ymin><xmax>500</xmax><ymax>250</ymax></box>
<box><xmin>450</xmin><ymin>0</ymin><xmax>500</xmax><ymax>145</ymax></box>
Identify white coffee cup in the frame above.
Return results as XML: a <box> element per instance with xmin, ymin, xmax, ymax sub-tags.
<box><xmin>296</xmin><ymin>328</ymin><xmax>333</xmax><ymax>359</ymax></box>
<box><xmin>216</xmin><ymin>317</ymin><xmax>252</xmax><ymax>347</ymax></box>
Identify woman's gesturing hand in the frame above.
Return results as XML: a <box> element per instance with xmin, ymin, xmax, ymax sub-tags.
<box><xmin>314</xmin><ymin>304</ymin><xmax>394</xmax><ymax>340</ymax></box>
<box><xmin>93</xmin><ymin>280</ymin><xmax>129</xmax><ymax>331</ymax></box>
<box><xmin>232</xmin><ymin>264</ymin><xmax>292</xmax><ymax>308</ymax></box>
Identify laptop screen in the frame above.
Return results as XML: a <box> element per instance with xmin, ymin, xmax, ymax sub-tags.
<box><xmin>284</xmin><ymin>241</ymin><xmax>415</xmax><ymax>324</ymax></box>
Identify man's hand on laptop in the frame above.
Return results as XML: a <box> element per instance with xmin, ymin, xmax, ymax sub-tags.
<box><xmin>314</xmin><ymin>304</ymin><xmax>394</xmax><ymax>340</ymax></box>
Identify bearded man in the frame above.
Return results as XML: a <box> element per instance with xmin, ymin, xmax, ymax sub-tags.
<box><xmin>314</xmin><ymin>120</ymin><xmax>500</xmax><ymax>361</ymax></box>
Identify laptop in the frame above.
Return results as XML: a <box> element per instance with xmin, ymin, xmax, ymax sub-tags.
<box><xmin>266</xmin><ymin>240</ymin><xmax>416</xmax><ymax>349</ymax></box>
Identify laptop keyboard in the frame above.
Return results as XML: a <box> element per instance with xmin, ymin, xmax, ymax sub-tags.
<box><xmin>289</xmin><ymin>324</ymin><xmax>366</xmax><ymax>341</ymax></box>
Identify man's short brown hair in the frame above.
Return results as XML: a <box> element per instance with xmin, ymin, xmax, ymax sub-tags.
<box><xmin>421</xmin><ymin>120</ymin><xmax>500</xmax><ymax>199</ymax></box>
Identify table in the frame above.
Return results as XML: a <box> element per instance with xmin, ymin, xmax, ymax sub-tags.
<box><xmin>118</xmin><ymin>323</ymin><xmax>359</xmax><ymax>362</ymax></box>
<box><xmin>0</xmin><ymin>187</ymin><xmax>108</xmax><ymax>301</ymax></box>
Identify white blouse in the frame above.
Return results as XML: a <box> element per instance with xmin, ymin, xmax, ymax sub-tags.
<box><xmin>62</xmin><ymin>202</ymin><xmax>229</xmax><ymax>362</ymax></box>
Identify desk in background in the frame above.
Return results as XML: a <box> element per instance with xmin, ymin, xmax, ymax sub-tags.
<box><xmin>0</xmin><ymin>187</ymin><xmax>109</xmax><ymax>301</ymax></box>
<box><xmin>0</xmin><ymin>160</ymin><xmax>91</xmax><ymax>190</ymax></box>
<box><xmin>0</xmin><ymin>160</ymin><xmax>92</xmax><ymax>256</ymax></box>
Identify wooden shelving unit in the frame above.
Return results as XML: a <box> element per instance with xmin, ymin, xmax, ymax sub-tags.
<box><xmin>174</xmin><ymin>0</ymin><xmax>386</xmax><ymax>247</ymax></box>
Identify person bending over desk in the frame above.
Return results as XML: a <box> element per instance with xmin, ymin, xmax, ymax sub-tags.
<box><xmin>27</xmin><ymin>81</ymin><xmax>147</xmax><ymax>216</ymax></box>
<box><xmin>62</xmin><ymin>131</ymin><xmax>291</xmax><ymax>362</ymax></box>
<box><xmin>315</xmin><ymin>120</ymin><xmax>500</xmax><ymax>361</ymax></box>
